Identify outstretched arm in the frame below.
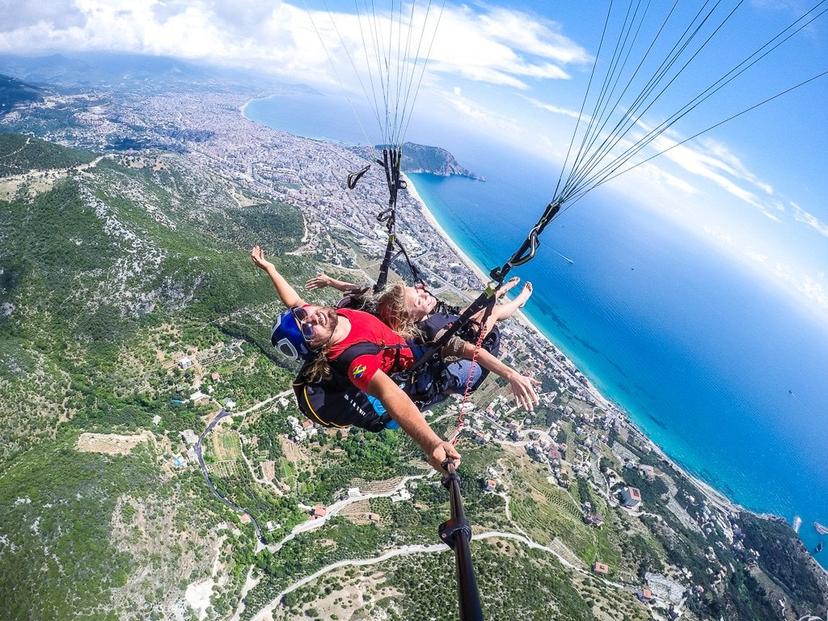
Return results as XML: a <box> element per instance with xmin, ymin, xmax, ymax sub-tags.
<box><xmin>461</xmin><ymin>343</ymin><xmax>540</xmax><ymax>411</ymax></box>
<box><xmin>250</xmin><ymin>245</ymin><xmax>305</xmax><ymax>308</ymax></box>
<box><xmin>306</xmin><ymin>272</ymin><xmax>363</xmax><ymax>292</ymax></box>
<box><xmin>366</xmin><ymin>370</ymin><xmax>460</xmax><ymax>473</ymax></box>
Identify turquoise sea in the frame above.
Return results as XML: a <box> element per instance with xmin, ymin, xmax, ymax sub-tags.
<box><xmin>245</xmin><ymin>92</ymin><xmax>828</xmax><ymax>565</ymax></box>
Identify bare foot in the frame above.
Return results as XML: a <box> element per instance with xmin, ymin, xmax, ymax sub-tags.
<box><xmin>497</xmin><ymin>276</ymin><xmax>520</xmax><ymax>298</ymax></box>
<box><xmin>516</xmin><ymin>282</ymin><xmax>533</xmax><ymax>308</ymax></box>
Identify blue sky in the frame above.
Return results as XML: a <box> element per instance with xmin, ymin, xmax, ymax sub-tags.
<box><xmin>1</xmin><ymin>0</ymin><xmax>826</xmax><ymax>318</ymax></box>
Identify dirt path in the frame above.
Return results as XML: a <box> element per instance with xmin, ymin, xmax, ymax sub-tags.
<box><xmin>76</xmin><ymin>431</ymin><xmax>152</xmax><ymax>455</ymax></box>
<box><xmin>250</xmin><ymin>528</ymin><xmax>634</xmax><ymax>621</ymax></box>
<box><xmin>263</xmin><ymin>474</ymin><xmax>431</xmax><ymax>555</ymax></box>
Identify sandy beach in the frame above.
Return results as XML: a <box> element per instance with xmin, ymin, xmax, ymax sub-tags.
<box><xmin>403</xmin><ymin>173</ymin><xmax>492</xmax><ymax>287</ymax></box>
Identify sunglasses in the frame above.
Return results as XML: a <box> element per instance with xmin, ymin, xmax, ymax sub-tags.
<box><xmin>291</xmin><ymin>307</ymin><xmax>317</xmax><ymax>341</ymax></box>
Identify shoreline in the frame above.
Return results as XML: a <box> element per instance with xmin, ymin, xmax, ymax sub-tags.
<box><xmin>404</xmin><ymin>172</ymin><xmax>745</xmax><ymax>515</ymax></box>
<box><xmin>403</xmin><ymin>174</ymin><xmax>491</xmax><ymax>287</ymax></box>
<box><xmin>405</xmin><ymin>174</ymin><xmax>653</xmax><ymax>420</ymax></box>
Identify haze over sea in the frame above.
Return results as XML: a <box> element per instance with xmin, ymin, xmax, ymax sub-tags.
<box><xmin>245</xmin><ymin>91</ymin><xmax>828</xmax><ymax>565</ymax></box>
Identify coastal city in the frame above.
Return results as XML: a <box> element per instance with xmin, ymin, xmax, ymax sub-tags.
<box><xmin>2</xmin><ymin>72</ymin><xmax>827</xmax><ymax>621</ymax></box>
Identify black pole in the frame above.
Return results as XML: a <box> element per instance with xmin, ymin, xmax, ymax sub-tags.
<box><xmin>439</xmin><ymin>461</ymin><xmax>484</xmax><ymax>621</ymax></box>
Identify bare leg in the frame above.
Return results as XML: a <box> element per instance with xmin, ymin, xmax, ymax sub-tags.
<box><xmin>469</xmin><ymin>282</ymin><xmax>533</xmax><ymax>336</ymax></box>
<box><xmin>495</xmin><ymin>276</ymin><xmax>520</xmax><ymax>298</ymax></box>
<box><xmin>493</xmin><ymin>281</ymin><xmax>533</xmax><ymax>318</ymax></box>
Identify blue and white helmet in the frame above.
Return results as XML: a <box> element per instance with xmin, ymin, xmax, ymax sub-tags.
<box><xmin>271</xmin><ymin>309</ymin><xmax>314</xmax><ymax>361</ymax></box>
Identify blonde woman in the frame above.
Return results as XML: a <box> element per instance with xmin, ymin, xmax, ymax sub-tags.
<box><xmin>306</xmin><ymin>272</ymin><xmax>533</xmax><ymax>336</ymax></box>
<box><xmin>307</xmin><ymin>273</ymin><xmax>538</xmax><ymax>411</ymax></box>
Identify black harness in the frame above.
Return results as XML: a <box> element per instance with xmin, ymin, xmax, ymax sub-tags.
<box><xmin>293</xmin><ymin>342</ymin><xmax>392</xmax><ymax>432</ymax></box>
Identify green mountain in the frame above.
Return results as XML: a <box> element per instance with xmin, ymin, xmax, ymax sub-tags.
<box><xmin>399</xmin><ymin>141</ymin><xmax>484</xmax><ymax>180</ymax></box>
<box><xmin>350</xmin><ymin>141</ymin><xmax>484</xmax><ymax>180</ymax></box>
<box><xmin>0</xmin><ymin>136</ymin><xmax>315</xmax><ymax>619</ymax></box>
<box><xmin>0</xmin><ymin>133</ymin><xmax>95</xmax><ymax>176</ymax></box>
<box><xmin>0</xmin><ymin>52</ymin><xmax>321</xmax><ymax>93</ymax></box>
<box><xmin>0</xmin><ymin>135</ymin><xmax>315</xmax><ymax>458</ymax></box>
<box><xmin>0</xmin><ymin>74</ymin><xmax>44</xmax><ymax>114</ymax></box>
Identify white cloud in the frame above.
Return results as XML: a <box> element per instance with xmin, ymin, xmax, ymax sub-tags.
<box><xmin>540</xmin><ymin>107</ymin><xmax>786</xmax><ymax>225</ymax></box>
<box><xmin>703</xmin><ymin>225</ymin><xmax>733</xmax><ymax>244</ymax></box>
<box><xmin>441</xmin><ymin>86</ymin><xmax>521</xmax><ymax>135</ymax></box>
<box><xmin>798</xmin><ymin>274</ymin><xmax>828</xmax><ymax>309</ymax></box>
<box><xmin>428</xmin><ymin>62</ymin><xmax>529</xmax><ymax>90</ymax></box>
<box><xmin>696</xmin><ymin>137</ymin><xmax>774</xmax><ymax>195</ymax></box>
<box><xmin>744</xmin><ymin>249</ymin><xmax>769</xmax><ymax>264</ymax></box>
<box><xmin>479</xmin><ymin>7</ymin><xmax>589</xmax><ymax>64</ymax></box>
<box><xmin>635</xmin><ymin>162</ymin><xmax>698</xmax><ymax>195</ymax></box>
<box><xmin>648</xmin><ymin>131</ymin><xmax>783</xmax><ymax>221</ymax></box>
<box><xmin>790</xmin><ymin>201</ymin><xmax>828</xmax><ymax>237</ymax></box>
<box><xmin>0</xmin><ymin>1</ymin><xmax>86</xmax><ymax>32</ymax></box>
<box><xmin>0</xmin><ymin>1</ymin><xmax>588</xmax><ymax>92</ymax></box>
<box><xmin>702</xmin><ymin>225</ymin><xmax>828</xmax><ymax>314</ymax></box>
<box><xmin>422</xmin><ymin>4</ymin><xmax>587</xmax><ymax>89</ymax></box>
<box><xmin>522</xmin><ymin>95</ymin><xmax>585</xmax><ymax>120</ymax></box>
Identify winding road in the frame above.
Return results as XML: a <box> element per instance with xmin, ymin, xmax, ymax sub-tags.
<box><xmin>250</xmin><ymin>528</ymin><xmax>635</xmax><ymax>621</ymax></box>
<box><xmin>264</xmin><ymin>474</ymin><xmax>430</xmax><ymax>554</ymax></box>
<box><xmin>195</xmin><ymin>407</ymin><xmax>267</xmax><ymax>542</ymax></box>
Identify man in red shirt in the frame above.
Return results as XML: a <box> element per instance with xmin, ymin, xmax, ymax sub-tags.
<box><xmin>252</xmin><ymin>246</ymin><xmax>459</xmax><ymax>472</ymax></box>
<box><xmin>251</xmin><ymin>246</ymin><xmax>538</xmax><ymax>473</ymax></box>
<box><xmin>325</xmin><ymin>306</ymin><xmax>417</xmax><ymax>392</ymax></box>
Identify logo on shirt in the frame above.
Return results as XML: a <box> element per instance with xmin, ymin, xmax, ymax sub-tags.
<box><xmin>352</xmin><ymin>364</ymin><xmax>367</xmax><ymax>379</ymax></box>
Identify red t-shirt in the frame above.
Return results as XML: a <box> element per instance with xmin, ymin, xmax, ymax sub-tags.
<box><xmin>327</xmin><ymin>308</ymin><xmax>415</xmax><ymax>391</ymax></box>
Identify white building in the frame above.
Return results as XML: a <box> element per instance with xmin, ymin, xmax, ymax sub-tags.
<box><xmin>619</xmin><ymin>486</ymin><xmax>642</xmax><ymax>508</ymax></box>
<box><xmin>181</xmin><ymin>429</ymin><xmax>199</xmax><ymax>446</ymax></box>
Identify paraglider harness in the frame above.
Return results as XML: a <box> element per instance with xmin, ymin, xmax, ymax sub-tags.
<box><xmin>292</xmin><ymin>341</ymin><xmax>396</xmax><ymax>432</ymax></box>
<box><xmin>292</xmin><ymin>315</ymin><xmax>501</xmax><ymax>432</ymax></box>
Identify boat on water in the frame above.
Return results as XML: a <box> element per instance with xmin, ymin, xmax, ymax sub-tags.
<box><xmin>815</xmin><ymin>522</ymin><xmax>828</xmax><ymax>536</ymax></box>
<box><xmin>816</xmin><ymin>542</ymin><xmax>824</xmax><ymax>553</ymax></box>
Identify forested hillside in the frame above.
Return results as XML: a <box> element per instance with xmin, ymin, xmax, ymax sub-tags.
<box><xmin>0</xmin><ymin>74</ymin><xmax>44</xmax><ymax>114</ymax></box>
<box><xmin>0</xmin><ymin>137</ymin><xmax>315</xmax><ymax>619</ymax></box>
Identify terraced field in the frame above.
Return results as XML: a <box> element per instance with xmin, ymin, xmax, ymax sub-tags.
<box><xmin>506</xmin><ymin>455</ymin><xmax>621</xmax><ymax>569</ymax></box>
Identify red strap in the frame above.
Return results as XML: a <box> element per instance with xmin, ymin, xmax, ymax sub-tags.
<box><xmin>449</xmin><ymin>320</ymin><xmax>489</xmax><ymax>446</ymax></box>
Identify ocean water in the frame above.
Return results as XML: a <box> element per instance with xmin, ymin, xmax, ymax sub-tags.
<box><xmin>246</xmin><ymin>92</ymin><xmax>828</xmax><ymax>564</ymax></box>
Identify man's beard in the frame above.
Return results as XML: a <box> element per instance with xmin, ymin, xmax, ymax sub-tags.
<box><xmin>312</xmin><ymin>307</ymin><xmax>339</xmax><ymax>349</ymax></box>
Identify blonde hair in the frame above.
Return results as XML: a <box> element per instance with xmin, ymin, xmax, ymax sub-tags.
<box><xmin>375</xmin><ymin>282</ymin><xmax>422</xmax><ymax>339</ymax></box>
<box><xmin>304</xmin><ymin>345</ymin><xmax>333</xmax><ymax>383</ymax></box>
